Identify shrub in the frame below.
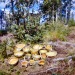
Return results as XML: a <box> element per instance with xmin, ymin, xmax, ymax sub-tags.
<box><xmin>42</xmin><ymin>21</ymin><xmax>69</xmax><ymax>42</ymax></box>
<box><xmin>10</xmin><ymin>24</ymin><xmax>44</xmax><ymax>43</ymax></box>
<box><xmin>69</xmin><ymin>19</ymin><xmax>75</xmax><ymax>27</ymax></box>
<box><xmin>10</xmin><ymin>15</ymin><xmax>45</xmax><ymax>43</ymax></box>
<box><xmin>0</xmin><ymin>41</ymin><xmax>7</xmax><ymax>61</ymax></box>
<box><xmin>11</xmin><ymin>25</ymin><xmax>25</xmax><ymax>41</ymax></box>
<box><xmin>10</xmin><ymin>20</ymin><xmax>69</xmax><ymax>43</ymax></box>
<box><xmin>0</xmin><ymin>30</ymin><xmax>7</xmax><ymax>36</ymax></box>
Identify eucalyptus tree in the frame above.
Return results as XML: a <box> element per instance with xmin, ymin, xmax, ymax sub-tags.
<box><xmin>18</xmin><ymin>0</ymin><xmax>35</xmax><ymax>29</ymax></box>
<box><xmin>10</xmin><ymin>0</ymin><xmax>14</xmax><ymax>24</ymax></box>
<box><xmin>61</xmin><ymin>0</ymin><xmax>72</xmax><ymax>24</ymax></box>
<box><xmin>40</xmin><ymin>0</ymin><xmax>61</xmax><ymax>24</ymax></box>
<box><xmin>5</xmin><ymin>0</ymin><xmax>34</xmax><ymax>26</ymax></box>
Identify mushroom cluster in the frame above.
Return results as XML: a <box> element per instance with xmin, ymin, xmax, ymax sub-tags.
<box><xmin>8</xmin><ymin>44</ymin><xmax>57</xmax><ymax>67</ymax></box>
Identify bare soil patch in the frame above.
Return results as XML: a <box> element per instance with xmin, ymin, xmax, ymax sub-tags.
<box><xmin>1</xmin><ymin>27</ymin><xmax>75</xmax><ymax>75</ymax></box>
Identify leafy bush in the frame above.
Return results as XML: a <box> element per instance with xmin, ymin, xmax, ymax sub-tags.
<box><xmin>10</xmin><ymin>15</ymin><xmax>46</xmax><ymax>43</ymax></box>
<box><xmin>0</xmin><ymin>39</ymin><xmax>15</xmax><ymax>61</ymax></box>
<box><xmin>0</xmin><ymin>30</ymin><xmax>7</xmax><ymax>36</ymax></box>
<box><xmin>10</xmin><ymin>20</ymin><xmax>69</xmax><ymax>43</ymax></box>
<box><xmin>11</xmin><ymin>25</ymin><xmax>25</xmax><ymax>41</ymax></box>
<box><xmin>69</xmin><ymin>19</ymin><xmax>75</xmax><ymax>27</ymax></box>
<box><xmin>10</xmin><ymin>24</ymin><xmax>44</xmax><ymax>43</ymax></box>
<box><xmin>0</xmin><ymin>41</ymin><xmax>7</xmax><ymax>61</ymax></box>
<box><xmin>42</xmin><ymin>21</ymin><xmax>69</xmax><ymax>42</ymax></box>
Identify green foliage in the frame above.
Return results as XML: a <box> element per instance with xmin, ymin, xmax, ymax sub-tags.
<box><xmin>0</xmin><ymin>39</ymin><xmax>15</xmax><ymax>61</ymax></box>
<box><xmin>41</xmin><ymin>0</ymin><xmax>61</xmax><ymax>13</ymax></box>
<box><xmin>11</xmin><ymin>20</ymin><xmax>69</xmax><ymax>43</ymax></box>
<box><xmin>0</xmin><ymin>30</ymin><xmax>7</xmax><ymax>36</ymax></box>
<box><xmin>11</xmin><ymin>24</ymin><xmax>25</xmax><ymax>41</ymax></box>
<box><xmin>6</xmin><ymin>38</ymin><xmax>16</xmax><ymax>52</ymax></box>
<box><xmin>42</xmin><ymin>21</ymin><xmax>69</xmax><ymax>42</ymax></box>
<box><xmin>10</xmin><ymin>24</ymin><xmax>44</xmax><ymax>43</ymax></box>
<box><xmin>68</xmin><ymin>19</ymin><xmax>75</xmax><ymax>27</ymax></box>
<box><xmin>10</xmin><ymin>0</ymin><xmax>36</xmax><ymax>25</ymax></box>
<box><xmin>0</xmin><ymin>41</ymin><xmax>7</xmax><ymax>61</ymax></box>
<box><xmin>0</xmin><ymin>71</ymin><xmax>11</xmax><ymax>75</ymax></box>
<box><xmin>16</xmin><ymin>71</ymin><xmax>20</xmax><ymax>75</ymax></box>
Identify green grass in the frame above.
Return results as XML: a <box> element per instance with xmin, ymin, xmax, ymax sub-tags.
<box><xmin>0</xmin><ymin>71</ymin><xmax>11</xmax><ymax>75</ymax></box>
<box><xmin>0</xmin><ymin>41</ymin><xmax>7</xmax><ymax>61</ymax></box>
<box><xmin>69</xmin><ymin>19</ymin><xmax>75</xmax><ymax>27</ymax></box>
<box><xmin>42</xmin><ymin>21</ymin><xmax>69</xmax><ymax>42</ymax></box>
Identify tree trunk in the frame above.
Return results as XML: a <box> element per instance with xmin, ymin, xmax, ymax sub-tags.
<box><xmin>65</xmin><ymin>7</ymin><xmax>68</xmax><ymax>25</ymax></box>
<box><xmin>56</xmin><ymin>11</ymin><xmax>58</xmax><ymax>22</ymax></box>
<box><xmin>52</xmin><ymin>5</ymin><xmax>54</xmax><ymax>25</ymax></box>
<box><xmin>11</xmin><ymin>0</ymin><xmax>14</xmax><ymax>23</ymax></box>
<box><xmin>24</xmin><ymin>18</ymin><xmax>26</xmax><ymax>30</ymax></box>
<box><xmin>67</xmin><ymin>0</ymin><xmax>72</xmax><ymax>22</ymax></box>
<box><xmin>17</xmin><ymin>18</ymin><xmax>19</xmax><ymax>25</ymax></box>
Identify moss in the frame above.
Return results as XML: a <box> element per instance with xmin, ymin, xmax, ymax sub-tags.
<box><xmin>0</xmin><ymin>70</ymin><xmax>11</xmax><ymax>75</ymax></box>
<box><xmin>16</xmin><ymin>71</ymin><xmax>20</xmax><ymax>75</ymax></box>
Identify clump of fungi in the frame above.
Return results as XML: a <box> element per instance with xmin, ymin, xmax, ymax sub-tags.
<box><xmin>8</xmin><ymin>43</ymin><xmax>57</xmax><ymax>67</ymax></box>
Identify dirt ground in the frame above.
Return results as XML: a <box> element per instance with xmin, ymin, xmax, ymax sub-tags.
<box><xmin>0</xmin><ymin>27</ymin><xmax>75</xmax><ymax>75</ymax></box>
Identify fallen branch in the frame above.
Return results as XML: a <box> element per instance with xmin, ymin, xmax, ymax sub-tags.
<box><xmin>28</xmin><ymin>67</ymin><xmax>58</xmax><ymax>75</ymax></box>
<box><xmin>53</xmin><ymin>55</ymin><xmax>75</xmax><ymax>62</ymax></box>
<box><xmin>29</xmin><ymin>55</ymin><xmax>75</xmax><ymax>75</ymax></box>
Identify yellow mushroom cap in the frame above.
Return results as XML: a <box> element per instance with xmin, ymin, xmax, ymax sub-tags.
<box><xmin>40</xmin><ymin>50</ymin><xmax>47</xmax><ymax>54</ymax></box>
<box><xmin>14</xmin><ymin>48</ymin><xmax>22</xmax><ymax>53</ymax></box>
<box><xmin>25</xmin><ymin>54</ymin><xmax>31</xmax><ymax>59</ymax></box>
<box><xmin>41</xmin><ymin>54</ymin><xmax>47</xmax><ymax>59</ymax></box>
<box><xmin>45</xmin><ymin>45</ymin><xmax>52</xmax><ymax>51</ymax></box>
<box><xmin>14</xmin><ymin>49</ymin><xmax>18</xmax><ymax>53</ymax></box>
<box><xmin>38</xmin><ymin>45</ymin><xmax>43</xmax><ymax>50</ymax></box>
<box><xmin>29</xmin><ymin>60</ymin><xmax>35</xmax><ymax>65</ymax></box>
<box><xmin>15</xmin><ymin>48</ymin><xmax>22</xmax><ymax>51</ymax></box>
<box><xmin>8</xmin><ymin>57</ymin><xmax>18</xmax><ymax>65</ymax></box>
<box><xmin>26</xmin><ymin>54</ymin><xmax>31</xmax><ymax>57</ymax></box>
<box><xmin>15</xmin><ymin>44</ymin><xmax>26</xmax><ymax>50</ymax></box>
<box><xmin>38</xmin><ymin>60</ymin><xmax>45</xmax><ymax>66</ymax></box>
<box><xmin>33</xmin><ymin>44</ymin><xmax>43</xmax><ymax>50</ymax></box>
<box><xmin>14</xmin><ymin>51</ymin><xmax>24</xmax><ymax>57</ymax></box>
<box><xmin>33</xmin><ymin>55</ymin><xmax>41</xmax><ymax>60</ymax></box>
<box><xmin>21</xmin><ymin>60</ymin><xmax>28</xmax><ymax>67</ymax></box>
<box><xmin>23</xmin><ymin>46</ymin><xmax>30</xmax><ymax>52</ymax></box>
<box><xmin>46</xmin><ymin>51</ymin><xmax>57</xmax><ymax>57</ymax></box>
<box><xmin>31</xmin><ymin>49</ymin><xmax>38</xmax><ymax>55</ymax></box>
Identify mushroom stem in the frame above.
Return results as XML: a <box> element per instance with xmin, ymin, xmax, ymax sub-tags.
<box><xmin>24</xmin><ymin>56</ymin><xmax>26</xmax><ymax>61</ymax></box>
<box><xmin>51</xmin><ymin>45</ymin><xmax>52</xmax><ymax>51</ymax></box>
<box><xmin>40</xmin><ymin>53</ymin><xmax>42</xmax><ymax>59</ymax></box>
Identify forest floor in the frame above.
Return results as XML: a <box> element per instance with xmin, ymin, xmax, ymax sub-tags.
<box><xmin>0</xmin><ymin>27</ymin><xmax>75</xmax><ymax>75</ymax></box>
